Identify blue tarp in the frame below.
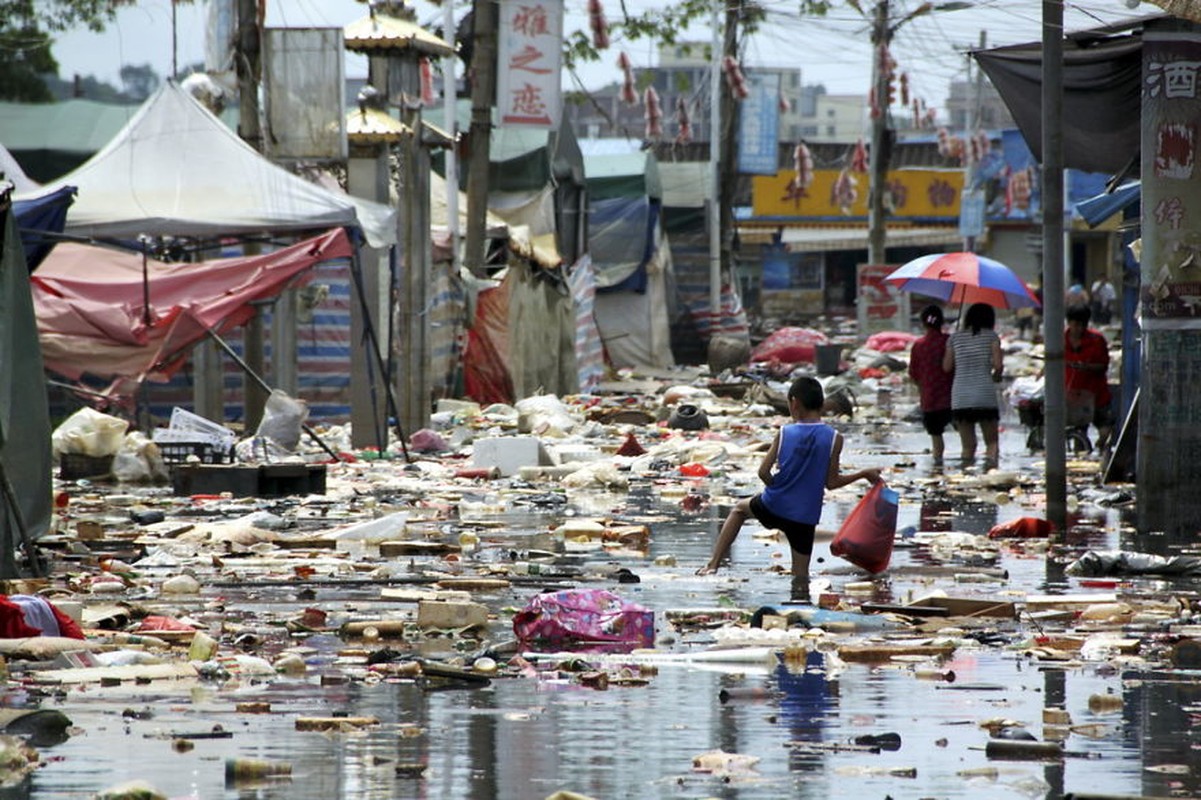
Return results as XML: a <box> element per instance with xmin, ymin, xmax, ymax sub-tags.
<box><xmin>590</xmin><ymin>196</ymin><xmax>658</xmax><ymax>293</ymax></box>
<box><xmin>1077</xmin><ymin>181</ymin><xmax>1141</xmax><ymax>227</ymax></box>
<box><xmin>13</xmin><ymin>185</ymin><xmax>74</xmax><ymax>270</ymax></box>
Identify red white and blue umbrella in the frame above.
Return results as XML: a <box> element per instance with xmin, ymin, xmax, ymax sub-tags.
<box><xmin>884</xmin><ymin>252</ymin><xmax>1041</xmax><ymax>310</ymax></box>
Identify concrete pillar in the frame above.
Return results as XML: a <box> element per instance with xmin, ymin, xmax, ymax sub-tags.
<box><xmin>346</xmin><ymin>151</ymin><xmax>391</xmax><ymax>450</ymax></box>
<box><xmin>1137</xmin><ymin>18</ymin><xmax>1201</xmax><ymax>535</ymax></box>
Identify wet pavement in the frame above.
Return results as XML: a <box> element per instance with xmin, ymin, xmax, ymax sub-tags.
<box><xmin>11</xmin><ymin>376</ymin><xmax>1198</xmax><ymax>800</ymax></box>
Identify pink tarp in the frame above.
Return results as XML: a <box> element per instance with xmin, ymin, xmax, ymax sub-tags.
<box><xmin>32</xmin><ymin>228</ymin><xmax>352</xmax><ymax>391</ymax></box>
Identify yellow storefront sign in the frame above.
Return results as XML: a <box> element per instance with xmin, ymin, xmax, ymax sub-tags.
<box><xmin>752</xmin><ymin>168</ymin><xmax>965</xmax><ymax>220</ymax></box>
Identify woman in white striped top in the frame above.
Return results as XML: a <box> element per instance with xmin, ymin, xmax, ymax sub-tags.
<box><xmin>942</xmin><ymin>303</ymin><xmax>1004</xmax><ymax>465</ymax></box>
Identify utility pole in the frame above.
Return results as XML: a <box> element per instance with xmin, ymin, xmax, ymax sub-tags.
<box><xmin>708</xmin><ymin>3</ymin><xmax>721</xmax><ymax>324</ymax></box>
<box><xmin>464</xmin><ymin>0</ymin><xmax>497</xmax><ymax>278</ymax></box>
<box><xmin>868</xmin><ymin>1</ymin><xmax>969</xmax><ymax>266</ymax></box>
<box><xmin>236</xmin><ymin>0</ymin><xmax>266</xmax><ymax>431</ymax></box>
<box><xmin>867</xmin><ymin>0</ymin><xmax>891</xmax><ymax>267</ymax></box>
<box><xmin>961</xmin><ymin>29</ymin><xmax>986</xmax><ymax>254</ymax></box>
<box><xmin>1041</xmin><ymin>0</ymin><xmax>1067</xmax><ymax>534</ymax></box>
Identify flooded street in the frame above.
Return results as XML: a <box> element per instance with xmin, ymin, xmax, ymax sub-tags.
<box><xmin>13</xmin><ymin>395</ymin><xmax>1196</xmax><ymax>800</ymax></box>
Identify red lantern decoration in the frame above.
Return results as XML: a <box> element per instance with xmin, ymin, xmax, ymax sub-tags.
<box><xmin>587</xmin><ymin>0</ymin><xmax>610</xmax><ymax>50</ymax></box>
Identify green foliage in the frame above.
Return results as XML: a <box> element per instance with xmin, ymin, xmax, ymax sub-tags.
<box><xmin>0</xmin><ymin>0</ymin><xmax>123</xmax><ymax>101</ymax></box>
<box><xmin>0</xmin><ymin>0</ymin><xmax>122</xmax><ymax>34</ymax></box>
<box><xmin>119</xmin><ymin>63</ymin><xmax>161</xmax><ymax>101</ymax></box>
<box><xmin>0</xmin><ymin>26</ymin><xmax>58</xmax><ymax>102</ymax></box>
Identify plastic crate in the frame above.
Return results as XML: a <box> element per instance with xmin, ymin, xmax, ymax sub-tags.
<box><xmin>158</xmin><ymin>441</ymin><xmax>233</xmax><ymax>465</ymax></box>
<box><xmin>59</xmin><ymin>453</ymin><xmax>114</xmax><ymax>480</ymax></box>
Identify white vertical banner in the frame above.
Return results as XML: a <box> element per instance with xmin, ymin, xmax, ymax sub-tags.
<box><xmin>496</xmin><ymin>0</ymin><xmax>563</xmax><ymax>129</ymax></box>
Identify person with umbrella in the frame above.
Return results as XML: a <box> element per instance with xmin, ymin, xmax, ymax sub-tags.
<box><xmin>907</xmin><ymin>304</ymin><xmax>955</xmax><ymax>464</ymax></box>
<box><xmin>943</xmin><ymin>303</ymin><xmax>1004</xmax><ymax>465</ymax></box>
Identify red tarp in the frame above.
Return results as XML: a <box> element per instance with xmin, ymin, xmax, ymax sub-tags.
<box><xmin>463</xmin><ymin>280</ymin><xmax>515</xmax><ymax>405</ymax></box>
<box><xmin>750</xmin><ymin>327</ymin><xmax>829</xmax><ymax>365</ymax></box>
<box><xmin>32</xmin><ymin>228</ymin><xmax>352</xmax><ymax>391</ymax></box>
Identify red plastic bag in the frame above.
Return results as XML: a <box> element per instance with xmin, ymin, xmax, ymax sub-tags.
<box><xmin>829</xmin><ymin>483</ymin><xmax>899</xmax><ymax>574</ymax></box>
<box><xmin>987</xmin><ymin>517</ymin><xmax>1054</xmax><ymax>539</ymax></box>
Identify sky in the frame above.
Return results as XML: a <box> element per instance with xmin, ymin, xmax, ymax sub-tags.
<box><xmin>51</xmin><ymin>0</ymin><xmax>1154</xmax><ymax>118</ymax></box>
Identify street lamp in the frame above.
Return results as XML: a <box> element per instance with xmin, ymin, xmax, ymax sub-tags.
<box><xmin>867</xmin><ymin>0</ymin><xmax>971</xmax><ymax>266</ymax></box>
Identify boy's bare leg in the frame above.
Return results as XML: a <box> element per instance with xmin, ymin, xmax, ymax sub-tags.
<box><xmin>697</xmin><ymin>498</ymin><xmax>751</xmax><ymax>574</ymax></box>
<box><xmin>789</xmin><ymin>549</ymin><xmax>811</xmax><ymax>603</ymax></box>
<box><xmin>931</xmin><ymin>433</ymin><xmax>945</xmax><ymax>462</ymax></box>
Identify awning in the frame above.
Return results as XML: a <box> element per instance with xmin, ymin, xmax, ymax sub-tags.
<box><xmin>974</xmin><ymin>21</ymin><xmax>1148</xmax><ymax>175</ymax></box>
<box><xmin>738</xmin><ymin>225</ymin><xmax>965</xmax><ymax>253</ymax></box>
<box><xmin>1076</xmin><ymin>181</ymin><xmax>1141</xmax><ymax>227</ymax></box>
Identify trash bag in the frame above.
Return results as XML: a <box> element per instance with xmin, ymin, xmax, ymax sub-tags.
<box><xmin>829</xmin><ymin>483</ymin><xmax>898</xmax><ymax>574</ymax></box>
<box><xmin>255</xmin><ymin>390</ymin><xmax>308</xmax><ymax>452</ymax></box>
<box><xmin>1066</xmin><ymin>550</ymin><xmax>1201</xmax><ymax>577</ymax></box>
<box><xmin>987</xmin><ymin>517</ymin><xmax>1054</xmax><ymax>539</ymax></box>
<box><xmin>512</xmin><ymin>589</ymin><xmax>654</xmax><ymax>649</ymax></box>
<box><xmin>51</xmin><ymin>407</ymin><xmax>129</xmax><ymax>458</ymax></box>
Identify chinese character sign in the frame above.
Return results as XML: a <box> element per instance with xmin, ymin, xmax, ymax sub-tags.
<box><xmin>738</xmin><ymin>73</ymin><xmax>780</xmax><ymax>175</ymax></box>
<box><xmin>1141</xmin><ymin>25</ymin><xmax>1201</xmax><ymax>324</ymax></box>
<box><xmin>497</xmin><ymin>0</ymin><xmax>563</xmax><ymax>129</ymax></box>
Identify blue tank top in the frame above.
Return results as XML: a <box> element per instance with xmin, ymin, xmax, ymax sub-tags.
<box><xmin>760</xmin><ymin>422</ymin><xmax>837</xmax><ymax>525</ymax></box>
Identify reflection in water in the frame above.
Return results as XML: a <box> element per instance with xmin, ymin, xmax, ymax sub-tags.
<box><xmin>953</xmin><ymin>501</ymin><xmax>999</xmax><ymax>536</ymax></box>
<box><xmin>15</xmin><ymin>420</ymin><xmax>1187</xmax><ymax>799</ymax></box>
<box><xmin>919</xmin><ymin>498</ymin><xmax>954</xmax><ymax>533</ymax></box>
<box><xmin>1128</xmin><ymin>671</ymin><xmax>1201</xmax><ymax>799</ymax></box>
<box><xmin>774</xmin><ymin>651</ymin><xmax>836</xmax><ymax>774</ymax></box>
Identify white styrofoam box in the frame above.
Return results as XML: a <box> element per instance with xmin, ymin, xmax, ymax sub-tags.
<box><xmin>545</xmin><ymin>444</ymin><xmax>603</xmax><ymax>466</ymax></box>
<box><xmin>472</xmin><ymin>436</ymin><xmax>546</xmax><ymax>476</ymax></box>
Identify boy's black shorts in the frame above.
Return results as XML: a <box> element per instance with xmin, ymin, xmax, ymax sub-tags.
<box><xmin>749</xmin><ymin>495</ymin><xmax>817</xmax><ymax>556</ymax></box>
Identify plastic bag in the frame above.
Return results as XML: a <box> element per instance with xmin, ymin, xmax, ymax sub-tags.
<box><xmin>987</xmin><ymin>517</ymin><xmax>1054</xmax><ymax>539</ymax></box>
<box><xmin>51</xmin><ymin>407</ymin><xmax>129</xmax><ymax>458</ymax></box>
<box><xmin>255</xmin><ymin>390</ymin><xmax>308</xmax><ymax>452</ymax></box>
<box><xmin>829</xmin><ymin>483</ymin><xmax>899</xmax><ymax>574</ymax></box>
<box><xmin>512</xmin><ymin>589</ymin><xmax>654</xmax><ymax>649</ymax></box>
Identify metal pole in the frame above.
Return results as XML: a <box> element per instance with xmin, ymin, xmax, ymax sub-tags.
<box><xmin>708</xmin><ymin>1</ymin><xmax>722</xmax><ymax>325</ymax></box>
<box><xmin>1042</xmin><ymin>0</ymin><xmax>1067</xmax><ymax>534</ymax></box>
<box><xmin>867</xmin><ymin>0</ymin><xmax>890</xmax><ymax>267</ymax></box>
<box><xmin>443</xmin><ymin>0</ymin><xmax>461</xmax><ymax>275</ymax></box>
<box><xmin>962</xmin><ymin>29</ymin><xmax>986</xmax><ymax>253</ymax></box>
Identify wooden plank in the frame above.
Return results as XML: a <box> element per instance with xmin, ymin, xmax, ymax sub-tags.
<box><xmin>1025</xmin><ymin>593</ymin><xmax>1117</xmax><ymax>609</ymax></box>
<box><xmin>29</xmin><ymin>662</ymin><xmax>199</xmax><ymax>685</ymax></box>
<box><xmin>379</xmin><ymin>541</ymin><xmax>462</xmax><ymax>557</ymax></box>
<box><xmin>861</xmin><ymin>603</ymin><xmax>950</xmax><ymax>618</ymax></box>
<box><xmin>295</xmin><ymin>716</ymin><xmax>379</xmax><ymax>731</ymax></box>
<box><xmin>913</xmin><ymin>597</ymin><xmax>1017</xmax><ymax>619</ymax></box>
<box><xmin>837</xmin><ymin>643</ymin><xmax>957</xmax><ymax>662</ymax></box>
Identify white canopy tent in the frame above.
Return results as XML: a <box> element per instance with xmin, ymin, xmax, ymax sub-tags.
<box><xmin>15</xmin><ymin>81</ymin><xmax>396</xmax><ymax>248</ymax></box>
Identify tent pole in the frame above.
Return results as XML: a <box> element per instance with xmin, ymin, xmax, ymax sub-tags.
<box><xmin>0</xmin><ymin>463</ymin><xmax>43</xmax><ymax>578</ymax></box>
<box><xmin>204</xmin><ymin>329</ymin><xmax>343</xmax><ymax>463</ymax></box>
<box><xmin>349</xmin><ymin>246</ymin><xmax>411</xmax><ymax>462</ymax></box>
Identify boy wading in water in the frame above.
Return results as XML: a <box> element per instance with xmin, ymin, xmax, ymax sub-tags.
<box><xmin>697</xmin><ymin>376</ymin><xmax>881</xmax><ymax>602</ymax></box>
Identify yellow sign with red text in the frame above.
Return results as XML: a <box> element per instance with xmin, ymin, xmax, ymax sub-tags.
<box><xmin>752</xmin><ymin>168</ymin><xmax>965</xmax><ymax>219</ymax></box>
